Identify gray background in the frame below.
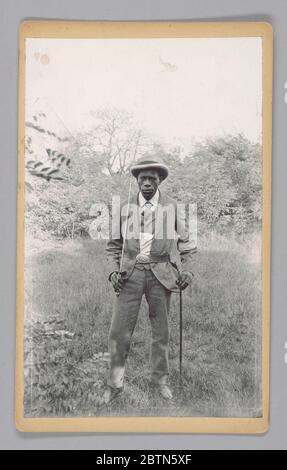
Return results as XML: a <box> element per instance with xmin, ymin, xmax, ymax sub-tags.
<box><xmin>0</xmin><ymin>0</ymin><xmax>286</xmax><ymax>450</ymax></box>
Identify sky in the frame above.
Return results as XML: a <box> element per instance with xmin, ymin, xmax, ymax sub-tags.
<box><xmin>25</xmin><ymin>37</ymin><xmax>262</xmax><ymax>149</ymax></box>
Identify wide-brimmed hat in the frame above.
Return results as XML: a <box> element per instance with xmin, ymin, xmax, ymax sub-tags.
<box><xmin>130</xmin><ymin>156</ymin><xmax>169</xmax><ymax>181</ymax></box>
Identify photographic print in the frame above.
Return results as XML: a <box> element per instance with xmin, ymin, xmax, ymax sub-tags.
<box><xmin>16</xmin><ymin>21</ymin><xmax>272</xmax><ymax>433</ymax></box>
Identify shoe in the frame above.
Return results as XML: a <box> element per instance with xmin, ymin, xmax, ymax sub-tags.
<box><xmin>154</xmin><ymin>384</ymin><xmax>173</xmax><ymax>401</ymax></box>
<box><xmin>99</xmin><ymin>386</ymin><xmax>123</xmax><ymax>407</ymax></box>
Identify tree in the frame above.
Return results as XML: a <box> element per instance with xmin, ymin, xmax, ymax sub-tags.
<box><xmin>25</xmin><ymin>108</ymin><xmax>150</xmax><ymax>239</ymax></box>
<box><xmin>25</xmin><ymin>106</ymin><xmax>262</xmax><ymax>241</ymax></box>
<box><xmin>86</xmin><ymin>108</ymin><xmax>151</xmax><ymax>175</ymax></box>
<box><xmin>162</xmin><ymin>134</ymin><xmax>262</xmax><ymax>236</ymax></box>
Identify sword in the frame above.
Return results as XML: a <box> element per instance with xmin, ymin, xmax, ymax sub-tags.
<box><xmin>115</xmin><ymin>172</ymin><xmax>133</xmax><ymax>296</ymax></box>
<box><xmin>179</xmin><ymin>289</ymin><xmax>183</xmax><ymax>380</ymax></box>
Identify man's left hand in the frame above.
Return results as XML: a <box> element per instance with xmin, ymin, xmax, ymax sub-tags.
<box><xmin>176</xmin><ymin>271</ymin><xmax>193</xmax><ymax>290</ymax></box>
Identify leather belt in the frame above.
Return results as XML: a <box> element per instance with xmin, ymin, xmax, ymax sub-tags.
<box><xmin>135</xmin><ymin>253</ymin><xmax>170</xmax><ymax>263</ymax></box>
<box><xmin>134</xmin><ymin>253</ymin><xmax>170</xmax><ymax>270</ymax></box>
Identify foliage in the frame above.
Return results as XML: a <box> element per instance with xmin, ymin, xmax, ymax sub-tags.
<box><xmin>25</xmin><ymin>109</ymin><xmax>262</xmax><ymax>239</ymax></box>
<box><xmin>157</xmin><ymin>134</ymin><xmax>262</xmax><ymax>235</ymax></box>
<box><xmin>24</xmin><ymin>316</ymin><xmax>110</xmax><ymax>416</ymax></box>
<box><xmin>86</xmin><ymin>108</ymin><xmax>152</xmax><ymax>175</ymax></box>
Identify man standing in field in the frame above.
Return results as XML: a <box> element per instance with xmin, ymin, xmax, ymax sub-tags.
<box><xmin>104</xmin><ymin>156</ymin><xmax>197</xmax><ymax>403</ymax></box>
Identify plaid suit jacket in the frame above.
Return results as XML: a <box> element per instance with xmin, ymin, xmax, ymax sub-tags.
<box><xmin>106</xmin><ymin>190</ymin><xmax>197</xmax><ymax>292</ymax></box>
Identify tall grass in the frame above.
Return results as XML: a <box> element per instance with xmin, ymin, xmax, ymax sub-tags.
<box><xmin>24</xmin><ymin>234</ymin><xmax>262</xmax><ymax>417</ymax></box>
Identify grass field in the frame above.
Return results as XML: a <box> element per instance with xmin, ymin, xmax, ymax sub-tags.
<box><xmin>24</xmin><ymin>233</ymin><xmax>262</xmax><ymax>417</ymax></box>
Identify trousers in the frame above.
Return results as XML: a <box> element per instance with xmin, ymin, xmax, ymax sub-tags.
<box><xmin>108</xmin><ymin>265</ymin><xmax>171</xmax><ymax>388</ymax></box>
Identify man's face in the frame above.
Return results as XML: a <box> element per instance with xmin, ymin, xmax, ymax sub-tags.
<box><xmin>137</xmin><ymin>170</ymin><xmax>161</xmax><ymax>200</ymax></box>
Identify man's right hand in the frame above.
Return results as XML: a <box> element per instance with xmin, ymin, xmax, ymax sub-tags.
<box><xmin>110</xmin><ymin>272</ymin><xmax>125</xmax><ymax>294</ymax></box>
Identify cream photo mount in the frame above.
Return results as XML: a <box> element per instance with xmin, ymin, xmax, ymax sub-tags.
<box><xmin>16</xmin><ymin>20</ymin><xmax>272</xmax><ymax>433</ymax></box>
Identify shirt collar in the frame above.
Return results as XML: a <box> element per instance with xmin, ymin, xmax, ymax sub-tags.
<box><xmin>139</xmin><ymin>189</ymin><xmax>159</xmax><ymax>208</ymax></box>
